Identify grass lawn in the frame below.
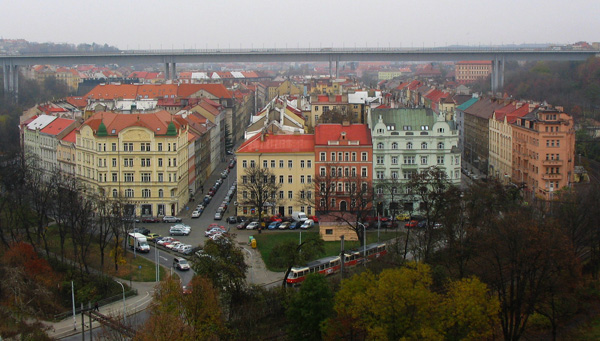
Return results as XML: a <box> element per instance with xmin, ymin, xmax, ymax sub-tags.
<box><xmin>45</xmin><ymin>225</ymin><xmax>166</xmax><ymax>282</ymax></box>
<box><xmin>254</xmin><ymin>226</ymin><xmax>403</xmax><ymax>272</ymax></box>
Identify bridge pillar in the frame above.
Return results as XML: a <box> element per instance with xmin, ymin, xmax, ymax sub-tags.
<box><xmin>335</xmin><ymin>58</ymin><xmax>339</xmax><ymax>78</ymax></box>
<box><xmin>165</xmin><ymin>63</ymin><xmax>170</xmax><ymax>80</ymax></box>
<box><xmin>171</xmin><ymin>63</ymin><xmax>176</xmax><ymax>81</ymax></box>
<box><xmin>329</xmin><ymin>59</ymin><xmax>332</xmax><ymax>79</ymax></box>
<box><xmin>3</xmin><ymin>63</ymin><xmax>18</xmax><ymax>102</ymax></box>
<box><xmin>13</xmin><ymin>65</ymin><xmax>18</xmax><ymax>102</ymax></box>
<box><xmin>2</xmin><ymin>63</ymin><xmax>8</xmax><ymax>98</ymax></box>
<box><xmin>491</xmin><ymin>57</ymin><xmax>504</xmax><ymax>96</ymax></box>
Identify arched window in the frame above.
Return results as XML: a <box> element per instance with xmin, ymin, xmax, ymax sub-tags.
<box><xmin>437</xmin><ymin>142</ymin><xmax>444</xmax><ymax>149</ymax></box>
<box><xmin>421</xmin><ymin>142</ymin><xmax>428</xmax><ymax>149</ymax></box>
<box><xmin>406</xmin><ymin>142</ymin><xmax>413</xmax><ymax>149</ymax></box>
<box><xmin>158</xmin><ymin>189</ymin><xmax>164</xmax><ymax>198</ymax></box>
<box><xmin>112</xmin><ymin>189</ymin><xmax>118</xmax><ymax>198</ymax></box>
<box><xmin>377</xmin><ymin>142</ymin><xmax>384</xmax><ymax>149</ymax></box>
<box><xmin>392</xmin><ymin>142</ymin><xmax>398</xmax><ymax>149</ymax></box>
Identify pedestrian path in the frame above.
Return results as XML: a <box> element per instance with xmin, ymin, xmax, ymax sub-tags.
<box><xmin>44</xmin><ymin>280</ymin><xmax>156</xmax><ymax>339</ymax></box>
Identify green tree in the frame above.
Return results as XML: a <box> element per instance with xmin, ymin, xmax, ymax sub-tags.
<box><xmin>286</xmin><ymin>273</ymin><xmax>334</xmax><ymax>341</ymax></box>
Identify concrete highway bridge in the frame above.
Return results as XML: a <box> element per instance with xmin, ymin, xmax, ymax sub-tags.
<box><xmin>2</xmin><ymin>47</ymin><xmax>598</xmax><ymax>99</ymax></box>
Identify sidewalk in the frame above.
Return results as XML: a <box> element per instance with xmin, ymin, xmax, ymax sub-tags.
<box><xmin>44</xmin><ymin>280</ymin><xmax>156</xmax><ymax>339</ymax></box>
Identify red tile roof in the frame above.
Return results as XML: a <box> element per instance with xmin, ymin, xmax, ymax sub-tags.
<box><xmin>81</xmin><ymin>111</ymin><xmax>185</xmax><ymax>136</ymax></box>
<box><xmin>237</xmin><ymin>133</ymin><xmax>315</xmax><ymax>154</ymax></box>
<box><xmin>40</xmin><ymin>118</ymin><xmax>75</xmax><ymax>136</ymax></box>
<box><xmin>66</xmin><ymin>96</ymin><xmax>87</xmax><ymax>108</ymax></box>
<box><xmin>62</xmin><ymin>129</ymin><xmax>77</xmax><ymax>143</ymax></box>
<box><xmin>314</xmin><ymin>124</ymin><xmax>372</xmax><ymax>146</ymax></box>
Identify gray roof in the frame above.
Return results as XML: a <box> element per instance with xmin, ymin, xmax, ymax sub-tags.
<box><xmin>371</xmin><ymin>108</ymin><xmax>436</xmax><ymax>129</ymax></box>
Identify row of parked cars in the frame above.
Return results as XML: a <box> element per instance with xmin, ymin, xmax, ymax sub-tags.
<box><xmin>154</xmin><ymin>236</ymin><xmax>195</xmax><ymax>256</ymax></box>
<box><xmin>232</xmin><ymin>215</ymin><xmax>318</xmax><ymax>230</ymax></box>
<box><xmin>215</xmin><ymin>181</ymin><xmax>237</xmax><ymax>220</ymax></box>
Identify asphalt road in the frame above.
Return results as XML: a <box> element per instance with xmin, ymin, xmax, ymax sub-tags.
<box><xmin>129</xmin><ymin>163</ymin><xmax>239</xmax><ymax>287</ymax></box>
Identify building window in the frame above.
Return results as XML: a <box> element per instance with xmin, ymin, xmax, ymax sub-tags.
<box><xmin>124</xmin><ymin>173</ymin><xmax>134</xmax><ymax>182</ymax></box>
<box><xmin>271</xmin><ymin>160</ymin><xmax>276</xmax><ymax>168</ymax></box>
<box><xmin>288</xmin><ymin>160</ymin><xmax>293</xmax><ymax>168</ymax></box>
<box><xmin>111</xmin><ymin>143</ymin><xmax>117</xmax><ymax>151</ymax></box>
<box><xmin>376</xmin><ymin>171</ymin><xmax>384</xmax><ymax>179</ymax></box>
<box><xmin>361</xmin><ymin>167</ymin><xmax>367</xmax><ymax>177</ymax></box>
<box><xmin>158</xmin><ymin>173</ymin><xmax>164</xmax><ymax>182</ymax></box>
<box><xmin>391</xmin><ymin>156</ymin><xmax>398</xmax><ymax>165</ymax></box>
<box><xmin>112</xmin><ymin>158</ymin><xmax>117</xmax><ymax>167</ymax></box>
<box><xmin>331</xmin><ymin>152</ymin><xmax>336</xmax><ymax>161</ymax></box>
<box><xmin>158</xmin><ymin>189</ymin><xmax>164</xmax><ymax>198</ymax></box>
<box><xmin>142</xmin><ymin>189</ymin><xmax>151</xmax><ymax>198</ymax></box>
<box><xmin>279</xmin><ymin>191</ymin><xmax>284</xmax><ymax>199</ymax></box>
<box><xmin>361</xmin><ymin>152</ymin><xmax>368</xmax><ymax>161</ymax></box>
<box><xmin>421</xmin><ymin>156</ymin><xmax>428</xmax><ymax>165</ymax></box>
<box><xmin>141</xmin><ymin>158</ymin><xmax>151</xmax><ymax>167</ymax></box>
<box><xmin>279</xmin><ymin>175</ymin><xmax>284</xmax><ymax>183</ymax></box>
<box><xmin>263</xmin><ymin>160</ymin><xmax>268</xmax><ymax>168</ymax></box>
<box><xmin>320</xmin><ymin>167</ymin><xmax>326</xmax><ymax>176</ymax></box>
<box><xmin>300</xmin><ymin>175</ymin><xmax>305</xmax><ymax>184</ymax></box>
<box><xmin>288</xmin><ymin>175</ymin><xmax>293</xmax><ymax>184</ymax></box>
<box><xmin>157</xmin><ymin>143</ymin><xmax>163</xmax><ymax>151</ymax></box>
<box><xmin>279</xmin><ymin>160</ymin><xmax>284</xmax><ymax>168</ymax></box>
<box><xmin>112</xmin><ymin>189</ymin><xmax>118</xmax><ymax>198</ymax></box>
<box><xmin>250</xmin><ymin>160</ymin><xmax>255</xmax><ymax>168</ymax></box>
<box><xmin>158</xmin><ymin>158</ymin><xmax>163</xmax><ymax>167</ymax></box>
<box><xmin>125</xmin><ymin>189</ymin><xmax>134</xmax><ymax>198</ymax></box>
<box><xmin>344</xmin><ymin>152</ymin><xmax>349</xmax><ymax>161</ymax></box>
<box><xmin>307</xmin><ymin>160</ymin><xmax>312</xmax><ymax>168</ymax></box>
<box><xmin>405</xmin><ymin>142</ymin><xmax>411</xmax><ymax>149</ymax></box>
<box><xmin>124</xmin><ymin>158</ymin><xmax>133</xmax><ymax>167</ymax></box>
<box><xmin>377</xmin><ymin>156</ymin><xmax>384</xmax><ymax>165</ymax></box>
<box><xmin>242</xmin><ymin>160</ymin><xmax>247</xmax><ymax>168</ymax></box>
<box><xmin>112</xmin><ymin>173</ymin><xmax>118</xmax><ymax>182</ymax></box>
<box><xmin>123</xmin><ymin>143</ymin><xmax>133</xmax><ymax>151</ymax></box>
<box><xmin>437</xmin><ymin>142</ymin><xmax>444</xmax><ymax>149</ymax></box>
<box><xmin>351</xmin><ymin>167</ymin><xmax>357</xmax><ymax>176</ymax></box>
<box><xmin>288</xmin><ymin>191</ymin><xmax>293</xmax><ymax>199</ymax></box>
<box><xmin>404</xmin><ymin>156</ymin><xmax>415</xmax><ymax>164</ymax></box>
<box><xmin>141</xmin><ymin>143</ymin><xmax>150</xmax><ymax>151</ymax></box>
<box><xmin>437</xmin><ymin>156</ymin><xmax>444</xmax><ymax>164</ymax></box>
<box><xmin>141</xmin><ymin>173</ymin><xmax>151</xmax><ymax>182</ymax></box>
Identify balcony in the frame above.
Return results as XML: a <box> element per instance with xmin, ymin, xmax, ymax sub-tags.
<box><xmin>542</xmin><ymin>173</ymin><xmax>562</xmax><ymax>180</ymax></box>
<box><xmin>542</xmin><ymin>159</ymin><xmax>563</xmax><ymax>166</ymax></box>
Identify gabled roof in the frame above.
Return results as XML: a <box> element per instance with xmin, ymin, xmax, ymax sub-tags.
<box><xmin>66</xmin><ymin>96</ymin><xmax>87</xmax><ymax>108</ymax></box>
<box><xmin>464</xmin><ymin>98</ymin><xmax>507</xmax><ymax>119</ymax></box>
<box><xmin>27</xmin><ymin>115</ymin><xmax>57</xmax><ymax>130</ymax></box>
<box><xmin>85</xmin><ymin>84</ymin><xmax>139</xmax><ymax>100</ymax></box>
<box><xmin>314</xmin><ymin>124</ymin><xmax>372</xmax><ymax>146</ymax></box>
<box><xmin>237</xmin><ymin>133</ymin><xmax>315</xmax><ymax>154</ymax></box>
<box><xmin>40</xmin><ymin>118</ymin><xmax>75</xmax><ymax>136</ymax></box>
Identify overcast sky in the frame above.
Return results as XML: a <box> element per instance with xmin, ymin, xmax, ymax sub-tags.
<box><xmin>1</xmin><ymin>0</ymin><xmax>598</xmax><ymax>49</ymax></box>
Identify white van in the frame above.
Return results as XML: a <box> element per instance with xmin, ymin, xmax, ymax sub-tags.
<box><xmin>291</xmin><ymin>211</ymin><xmax>308</xmax><ymax>222</ymax></box>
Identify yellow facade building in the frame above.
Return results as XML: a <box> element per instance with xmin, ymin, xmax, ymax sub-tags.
<box><xmin>76</xmin><ymin>111</ymin><xmax>190</xmax><ymax>217</ymax></box>
<box><xmin>236</xmin><ymin>133</ymin><xmax>315</xmax><ymax>218</ymax></box>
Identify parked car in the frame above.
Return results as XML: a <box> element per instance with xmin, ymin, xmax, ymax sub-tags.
<box><xmin>166</xmin><ymin>241</ymin><xmax>182</xmax><ymax>250</ymax></box>
<box><xmin>141</xmin><ymin>217</ymin><xmax>160</xmax><ymax>223</ymax></box>
<box><xmin>162</xmin><ymin>216</ymin><xmax>182</xmax><ymax>223</ymax></box>
<box><xmin>172</xmin><ymin>224</ymin><xmax>191</xmax><ymax>235</ymax></box>
<box><xmin>268</xmin><ymin>221</ymin><xmax>281</xmax><ymax>230</ymax></box>
<box><xmin>170</xmin><ymin>226</ymin><xmax>188</xmax><ymax>236</ymax></box>
<box><xmin>196</xmin><ymin>204</ymin><xmax>205</xmax><ymax>211</ymax></box>
<box><xmin>237</xmin><ymin>216</ymin><xmax>248</xmax><ymax>223</ymax></box>
<box><xmin>214</xmin><ymin>212</ymin><xmax>223</xmax><ymax>220</ymax></box>
<box><xmin>191</xmin><ymin>210</ymin><xmax>202</xmax><ymax>218</ymax></box>
<box><xmin>227</xmin><ymin>216</ymin><xmax>237</xmax><ymax>224</ymax></box>
<box><xmin>132</xmin><ymin>227</ymin><xmax>150</xmax><ymax>235</ymax></box>
<box><xmin>278</xmin><ymin>222</ymin><xmax>290</xmax><ymax>230</ymax></box>
<box><xmin>417</xmin><ymin>220</ymin><xmax>428</xmax><ymax>228</ymax></box>
<box><xmin>173</xmin><ymin>257</ymin><xmax>190</xmax><ymax>271</ymax></box>
<box><xmin>308</xmin><ymin>215</ymin><xmax>319</xmax><ymax>223</ymax></box>
<box><xmin>405</xmin><ymin>220</ymin><xmax>419</xmax><ymax>228</ymax></box>
<box><xmin>203</xmin><ymin>195</ymin><xmax>212</xmax><ymax>205</ymax></box>
<box><xmin>236</xmin><ymin>223</ymin><xmax>245</xmax><ymax>230</ymax></box>
<box><xmin>205</xmin><ymin>227</ymin><xmax>225</xmax><ymax>237</ymax></box>
<box><xmin>396</xmin><ymin>213</ymin><xmax>410</xmax><ymax>221</ymax></box>
<box><xmin>289</xmin><ymin>221</ymin><xmax>303</xmax><ymax>230</ymax></box>
<box><xmin>146</xmin><ymin>233</ymin><xmax>161</xmax><ymax>241</ymax></box>
<box><xmin>246</xmin><ymin>221</ymin><xmax>260</xmax><ymax>230</ymax></box>
<box><xmin>300</xmin><ymin>219</ymin><xmax>314</xmax><ymax>229</ymax></box>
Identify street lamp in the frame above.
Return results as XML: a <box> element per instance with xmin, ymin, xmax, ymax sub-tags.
<box><xmin>116</xmin><ymin>281</ymin><xmax>126</xmax><ymax>324</ymax></box>
<box><xmin>357</xmin><ymin>222</ymin><xmax>366</xmax><ymax>263</ymax></box>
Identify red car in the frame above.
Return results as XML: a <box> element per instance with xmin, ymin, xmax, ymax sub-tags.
<box><xmin>405</xmin><ymin>220</ymin><xmax>419</xmax><ymax>228</ymax></box>
<box><xmin>269</xmin><ymin>215</ymin><xmax>283</xmax><ymax>223</ymax></box>
<box><xmin>308</xmin><ymin>215</ymin><xmax>319</xmax><ymax>223</ymax></box>
<box><xmin>141</xmin><ymin>217</ymin><xmax>160</xmax><ymax>223</ymax></box>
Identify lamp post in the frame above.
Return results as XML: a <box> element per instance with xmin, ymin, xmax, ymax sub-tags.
<box><xmin>357</xmin><ymin>222</ymin><xmax>366</xmax><ymax>263</ymax></box>
<box><xmin>116</xmin><ymin>281</ymin><xmax>126</xmax><ymax>324</ymax></box>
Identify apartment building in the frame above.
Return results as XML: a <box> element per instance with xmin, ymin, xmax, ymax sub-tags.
<box><xmin>370</xmin><ymin>108</ymin><xmax>460</xmax><ymax>214</ymax></box>
<box><xmin>512</xmin><ymin>107</ymin><xmax>575</xmax><ymax>200</ymax></box>
<box><xmin>455</xmin><ymin>60</ymin><xmax>492</xmax><ymax>84</ymax></box>
<box><xmin>23</xmin><ymin>114</ymin><xmax>77</xmax><ymax>174</ymax></box>
<box><xmin>236</xmin><ymin>133</ymin><xmax>315</xmax><ymax>217</ymax></box>
<box><xmin>76</xmin><ymin>111</ymin><xmax>190</xmax><ymax>217</ymax></box>
<box><xmin>314</xmin><ymin>123</ymin><xmax>373</xmax><ymax>212</ymax></box>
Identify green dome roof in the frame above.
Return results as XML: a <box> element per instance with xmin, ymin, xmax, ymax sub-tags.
<box><xmin>166</xmin><ymin>121</ymin><xmax>177</xmax><ymax>136</ymax></box>
<box><xmin>97</xmin><ymin>121</ymin><xmax>108</xmax><ymax>137</ymax></box>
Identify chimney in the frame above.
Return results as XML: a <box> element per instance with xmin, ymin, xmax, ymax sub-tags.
<box><xmin>260</xmin><ymin>133</ymin><xmax>265</xmax><ymax>142</ymax></box>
